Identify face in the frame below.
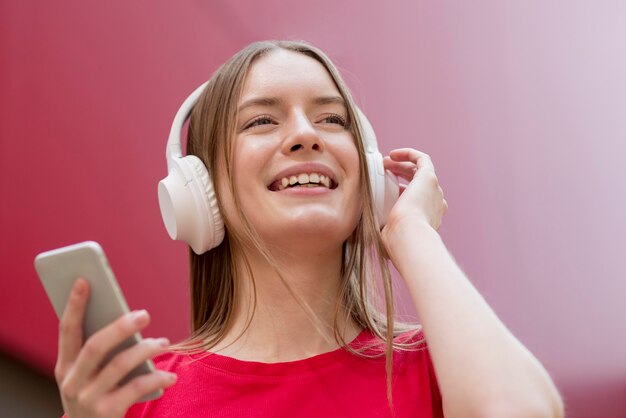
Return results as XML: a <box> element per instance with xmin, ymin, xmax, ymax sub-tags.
<box><xmin>218</xmin><ymin>49</ymin><xmax>362</xmax><ymax>252</ymax></box>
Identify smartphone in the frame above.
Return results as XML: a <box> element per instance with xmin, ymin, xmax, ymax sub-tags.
<box><xmin>34</xmin><ymin>241</ymin><xmax>162</xmax><ymax>401</ymax></box>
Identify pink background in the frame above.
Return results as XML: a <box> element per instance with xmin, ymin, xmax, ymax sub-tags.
<box><xmin>1</xmin><ymin>1</ymin><xmax>624</xmax><ymax>416</ymax></box>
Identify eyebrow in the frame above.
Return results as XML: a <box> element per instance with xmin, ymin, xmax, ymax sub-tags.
<box><xmin>238</xmin><ymin>97</ymin><xmax>281</xmax><ymax>112</ymax></box>
<box><xmin>313</xmin><ymin>95</ymin><xmax>346</xmax><ymax>106</ymax></box>
<box><xmin>237</xmin><ymin>95</ymin><xmax>346</xmax><ymax>113</ymax></box>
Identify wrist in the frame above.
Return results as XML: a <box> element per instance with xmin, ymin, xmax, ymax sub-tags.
<box><xmin>383</xmin><ymin>215</ymin><xmax>441</xmax><ymax>258</ymax></box>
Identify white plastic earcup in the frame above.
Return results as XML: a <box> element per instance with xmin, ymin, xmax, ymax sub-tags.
<box><xmin>357</xmin><ymin>109</ymin><xmax>400</xmax><ymax>227</ymax></box>
<box><xmin>364</xmin><ymin>151</ymin><xmax>399</xmax><ymax>227</ymax></box>
<box><xmin>382</xmin><ymin>172</ymin><xmax>400</xmax><ymax>226</ymax></box>
<box><xmin>158</xmin><ymin>155</ymin><xmax>224</xmax><ymax>254</ymax></box>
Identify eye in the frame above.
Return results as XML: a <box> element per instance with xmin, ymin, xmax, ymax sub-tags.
<box><xmin>244</xmin><ymin>116</ymin><xmax>276</xmax><ymax>130</ymax></box>
<box><xmin>320</xmin><ymin>113</ymin><xmax>347</xmax><ymax>127</ymax></box>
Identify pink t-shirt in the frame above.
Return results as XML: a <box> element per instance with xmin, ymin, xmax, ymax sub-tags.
<box><xmin>125</xmin><ymin>329</ymin><xmax>443</xmax><ymax>417</ymax></box>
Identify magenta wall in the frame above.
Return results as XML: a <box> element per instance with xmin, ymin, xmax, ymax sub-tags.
<box><xmin>1</xmin><ymin>1</ymin><xmax>624</xmax><ymax>416</ymax></box>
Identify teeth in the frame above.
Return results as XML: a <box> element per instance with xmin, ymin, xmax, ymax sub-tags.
<box><xmin>274</xmin><ymin>172</ymin><xmax>333</xmax><ymax>190</ymax></box>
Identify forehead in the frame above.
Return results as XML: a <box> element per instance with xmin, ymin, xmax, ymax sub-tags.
<box><xmin>239</xmin><ymin>49</ymin><xmax>341</xmax><ymax>101</ymax></box>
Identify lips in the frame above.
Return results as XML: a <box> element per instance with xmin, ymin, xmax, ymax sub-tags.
<box><xmin>267</xmin><ymin>163</ymin><xmax>338</xmax><ymax>192</ymax></box>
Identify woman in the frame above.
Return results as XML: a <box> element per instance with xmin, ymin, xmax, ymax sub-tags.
<box><xmin>55</xmin><ymin>41</ymin><xmax>563</xmax><ymax>417</ymax></box>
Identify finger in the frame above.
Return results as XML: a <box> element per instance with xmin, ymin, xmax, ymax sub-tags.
<box><xmin>383</xmin><ymin>157</ymin><xmax>418</xmax><ymax>180</ymax></box>
<box><xmin>389</xmin><ymin>148</ymin><xmax>436</xmax><ymax>172</ymax></box>
<box><xmin>103</xmin><ymin>369</ymin><xmax>177</xmax><ymax>413</ymax></box>
<box><xmin>56</xmin><ymin>278</ymin><xmax>89</xmax><ymax>381</ymax></box>
<box><xmin>82</xmin><ymin>337</ymin><xmax>170</xmax><ymax>402</ymax></box>
<box><xmin>67</xmin><ymin>310</ymin><xmax>151</xmax><ymax>388</ymax></box>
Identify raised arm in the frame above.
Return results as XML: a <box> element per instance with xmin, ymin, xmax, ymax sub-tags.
<box><xmin>382</xmin><ymin>148</ymin><xmax>563</xmax><ymax>418</ymax></box>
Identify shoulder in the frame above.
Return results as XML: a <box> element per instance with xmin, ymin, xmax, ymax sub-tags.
<box><xmin>151</xmin><ymin>350</ymin><xmax>187</xmax><ymax>372</ymax></box>
<box><xmin>350</xmin><ymin>327</ymin><xmax>428</xmax><ymax>355</ymax></box>
<box><xmin>348</xmin><ymin>327</ymin><xmax>434</xmax><ymax>376</ymax></box>
<box><xmin>123</xmin><ymin>351</ymin><xmax>194</xmax><ymax>381</ymax></box>
<box><xmin>394</xmin><ymin>327</ymin><xmax>428</xmax><ymax>346</ymax></box>
<box><xmin>125</xmin><ymin>351</ymin><xmax>218</xmax><ymax>418</ymax></box>
<box><xmin>349</xmin><ymin>327</ymin><xmax>443</xmax><ymax>415</ymax></box>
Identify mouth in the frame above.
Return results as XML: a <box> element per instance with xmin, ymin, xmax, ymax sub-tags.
<box><xmin>268</xmin><ymin>172</ymin><xmax>338</xmax><ymax>192</ymax></box>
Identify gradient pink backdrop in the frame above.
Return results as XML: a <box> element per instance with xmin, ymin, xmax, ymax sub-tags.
<box><xmin>1</xmin><ymin>1</ymin><xmax>624</xmax><ymax>416</ymax></box>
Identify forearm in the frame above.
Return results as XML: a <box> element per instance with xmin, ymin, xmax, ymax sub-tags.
<box><xmin>387</xmin><ymin>220</ymin><xmax>563</xmax><ymax>418</ymax></box>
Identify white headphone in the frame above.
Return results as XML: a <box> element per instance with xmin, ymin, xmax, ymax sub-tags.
<box><xmin>158</xmin><ymin>82</ymin><xmax>399</xmax><ymax>255</ymax></box>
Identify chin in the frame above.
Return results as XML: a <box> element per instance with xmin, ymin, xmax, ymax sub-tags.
<box><xmin>256</xmin><ymin>215</ymin><xmax>357</xmax><ymax>250</ymax></box>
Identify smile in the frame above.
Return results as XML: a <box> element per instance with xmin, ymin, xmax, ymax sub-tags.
<box><xmin>268</xmin><ymin>172</ymin><xmax>338</xmax><ymax>191</ymax></box>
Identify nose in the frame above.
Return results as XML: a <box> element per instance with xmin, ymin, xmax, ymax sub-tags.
<box><xmin>281</xmin><ymin>112</ymin><xmax>324</xmax><ymax>155</ymax></box>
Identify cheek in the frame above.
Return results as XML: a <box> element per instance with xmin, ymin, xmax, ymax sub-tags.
<box><xmin>343</xmin><ymin>142</ymin><xmax>362</xmax><ymax>191</ymax></box>
<box><xmin>231</xmin><ymin>148</ymin><xmax>266</xmax><ymax>198</ymax></box>
<box><xmin>344</xmin><ymin>134</ymin><xmax>361</xmax><ymax>171</ymax></box>
<box><xmin>233</xmin><ymin>136</ymin><xmax>273</xmax><ymax>174</ymax></box>
<box><xmin>224</xmin><ymin>145</ymin><xmax>269</xmax><ymax>222</ymax></box>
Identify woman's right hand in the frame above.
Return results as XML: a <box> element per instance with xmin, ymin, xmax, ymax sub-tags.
<box><xmin>55</xmin><ymin>279</ymin><xmax>177</xmax><ymax>418</ymax></box>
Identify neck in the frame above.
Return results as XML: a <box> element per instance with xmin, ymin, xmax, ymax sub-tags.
<box><xmin>212</xmin><ymin>243</ymin><xmax>361</xmax><ymax>362</ymax></box>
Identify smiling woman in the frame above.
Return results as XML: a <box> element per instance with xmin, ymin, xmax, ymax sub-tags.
<box><xmin>53</xmin><ymin>40</ymin><xmax>563</xmax><ymax>418</ymax></box>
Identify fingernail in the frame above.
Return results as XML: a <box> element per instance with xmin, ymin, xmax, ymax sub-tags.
<box><xmin>74</xmin><ymin>279</ymin><xmax>85</xmax><ymax>296</ymax></box>
<box><xmin>130</xmin><ymin>309</ymin><xmax>148</xmax><ymax>325</ymax></box>
<box><xmin>166</xmin><ymin>372</ymin><xmax>177</xmax><ymax>383</ymax></box>
<box><xmin>157</xmin><ymin>337</ymin><xmax>170</xmax><ymax>348</ymax></box>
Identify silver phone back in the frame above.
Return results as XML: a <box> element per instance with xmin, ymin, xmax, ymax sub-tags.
<box><xmin>34</xmin><ymin>241</ymin><xmax>160</xmax><ymax>400</ymax></box>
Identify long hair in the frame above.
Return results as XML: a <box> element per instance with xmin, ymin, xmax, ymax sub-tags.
<box><xmin>182</xmin><ymin>40</ymin><xmax>423</xmax><ymax>404</ymax></box>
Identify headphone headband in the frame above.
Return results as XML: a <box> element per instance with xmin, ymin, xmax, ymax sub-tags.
<box><xmin>166</xmin><ymin>82</ymin><xmax>209</xmax><ymax>166</ymax></box>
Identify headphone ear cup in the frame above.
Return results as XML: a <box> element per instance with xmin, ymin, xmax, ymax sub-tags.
<box><xmin>365</xmin><ymin>151</ymin><xmax>398</xmax><ymax>227</ymax></box>
<box><xmin>158</xmin><ymin>155</ymin><xmax>224</xmax><ymax>254</ymax></box>
<box><xmin>357</xmin><ymin>109</ymin><xmax>399</xmax><ymax>227</ymax></box>
<box><xmin>186</xmin><ymin>156</ymin><xmax>225</xmax><ymax>249</ymax></box>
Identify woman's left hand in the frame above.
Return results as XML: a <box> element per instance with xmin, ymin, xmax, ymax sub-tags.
<box><xmin>381</xmin><ymin>148</ymin><xmax>448</xmax><ymax>245</ymax></box>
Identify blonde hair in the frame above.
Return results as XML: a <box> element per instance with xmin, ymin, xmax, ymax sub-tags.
<box><xmin>182</xmin><ymin>40</ymin><xmax>422</xmax><ymax>405</ymax></box>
